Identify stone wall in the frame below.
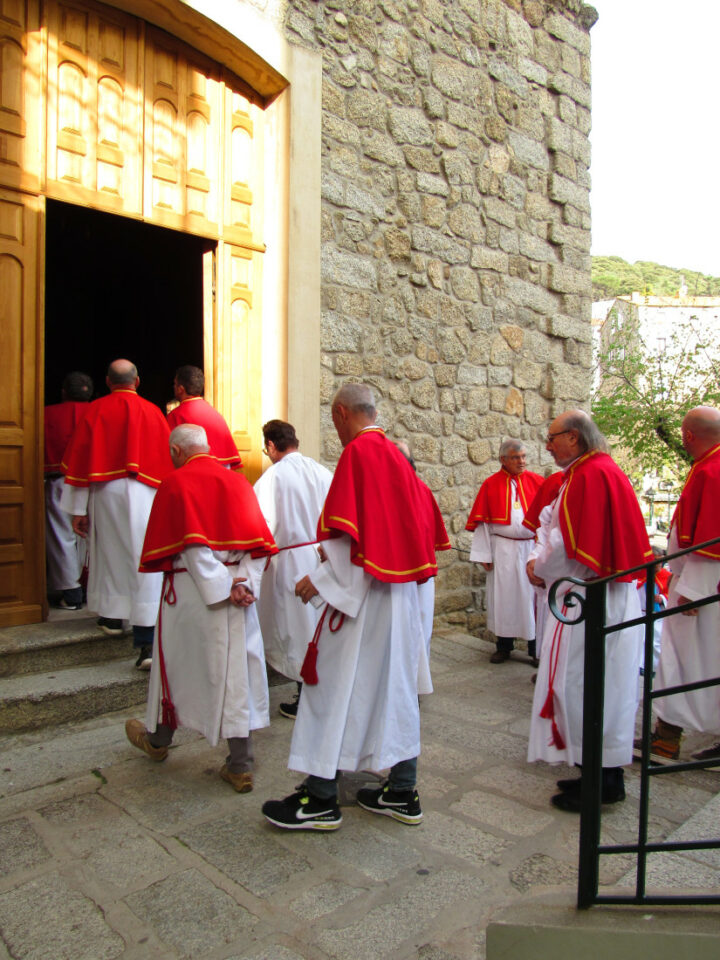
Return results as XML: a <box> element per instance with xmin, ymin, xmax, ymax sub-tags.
<box><xmin>283</xmin><ymin>0</ymin><xmax>598</xmax><ymax>629</ymax></box>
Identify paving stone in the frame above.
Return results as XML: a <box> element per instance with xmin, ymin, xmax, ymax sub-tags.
<box><xmin>0</xmin><ymin>873</ymin><xmax>124</xmax><ymax>960</ymax></box>
<box><xmin>226</xmin><ymin>947</ymin><xmax>307</xmax><ymax>960</ymax></box>
<box><xmin>311</xmin><ymin>813</ymin><xmax>421</xmax><ymax>880</ymax></box>
<box><xmin>64</xmin><ymin>821</ymin><xmax>177</xmax><ymax>889</ymax></box>
<box><xmin>420</xmin><ymin>811</ymin><xmax>509</xmax><ymax>866</ymax></box>
<box><xmin>178</xmin><ymin>816</ymin><xmax>314</xmax><ymax>897</ymax></box>
<box><xmin>289</xmin><ymin>879</ymin><xmax>368</xmax><ymax>920</ymax></box>
<box><xmin>510</xmin><ymin>853</ymin><xmax>577</xmax><ymax>893</ymax></box>
<box><xmin>472</xmin><ymin>763</ymin><xmax>573</xmax><ymax>807</ymax></box>
<box><xmin>124</xmin><ymin>868</ymin><xmax>257</xmax><ymax>957</ymax></box>
<box><xmin>0</xmin><ymin>817</ymin><xmax>52</xmax><ymax>875</ymax></box>
<box><xmin>450</xmin><ymin>790</ymin><xmax>554</xmax><ymax>837</ymax></box>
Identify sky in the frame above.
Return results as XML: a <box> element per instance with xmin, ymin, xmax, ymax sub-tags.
<box><xmin>590</xmin><ymin>1</ymin><xmax>720</xmax><ymax>276</ymax></box>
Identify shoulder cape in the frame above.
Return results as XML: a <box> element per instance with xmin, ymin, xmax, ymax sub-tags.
<box><xmin>44</xmin><ymin>401</ymin><xmax>90</xmax><ymax>473</ymax></box>
<box><xmin>167</xmin><ymin>397</ymin><xmax>242</xmax><ymax>470</ymax></box>
<box><xmin>62</xmin><ymin>390</ymin><xmax>173</xmax><ymax>489</ymax></box>
<box><xmin>317</xmin><ymin>428</ymin><xmax>450</xmax><ymax>583</ymax></box>
<box><xmin>558</xmin><ymin>451</ymin><xmax>652</xmax><ymax>580</ymax></box>
<box><xmin>673</xmin><ymin>443</ymin><xmax>720</xmax><ymax>559</ymax></box>
<box><xmin>522</xmin><ymin>471</ymin><xmax>565</xmax><ymax>533</ymax></box>
<box><xmin>465</xmin><ymin>468</ymin><xmax>544</xmax><ymax>530</ymax></box>
<box><xmin>140</xmin><ymin>454</ymin><xmax>277</xmax><ymax>571</ymax></box>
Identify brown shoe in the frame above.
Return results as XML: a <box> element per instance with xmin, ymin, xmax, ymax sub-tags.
<box><xmin>490</xmin><ymin>650</ymin><xmax>510</xmax><ymax>664</ymax></box>
<box><xmin>632</xmin><ymin>733</ymin><xmax>681</xmax><ymax>765</ymax></box>
<box><xmin>691</xmin><ymin>742</ymin><xmax>720</xmax><ymax>763</ymax></box>
<box><xmin>220</xmin><ymin>764</ymin><xmax>253</xmax><ymax>793</ymax></box>
<box><xmin>125</xmin><ymin>718</ymin><xmax>168</xmax><ymax>762</ymax></box>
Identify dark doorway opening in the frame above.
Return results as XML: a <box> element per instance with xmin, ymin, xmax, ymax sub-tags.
<box><xmin>44</xmin><ymin>199</ymin><xmax>213</xmax><ymax>411</ymax></box>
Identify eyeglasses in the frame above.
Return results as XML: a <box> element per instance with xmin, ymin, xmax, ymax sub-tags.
<box><xmin>546</xmin><ymin>430</ymin><xmax>572</xmax><ymax>444</ymax></box>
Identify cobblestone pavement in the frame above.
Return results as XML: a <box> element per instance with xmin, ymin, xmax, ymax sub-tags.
<box><xmin>1</xmin><ymin>630</ymin><xmax>719</xmax><ymax>960</ymax></box>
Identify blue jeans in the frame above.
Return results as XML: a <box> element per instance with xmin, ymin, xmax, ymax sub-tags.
<box><xmin>305</xmin><ymin>757</ymin><xmax>418</xmax><ymax>800</ymax></box>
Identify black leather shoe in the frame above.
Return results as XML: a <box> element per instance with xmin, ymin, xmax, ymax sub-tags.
<box><xmin>556</xmin><ymin>778</ymin><xmax>581</xmax><ymax>793</ymax></box>
<box><xmin>551</xmin><ymin>786</ymin><xmax>626</xmax><ymax>812</ymax></box>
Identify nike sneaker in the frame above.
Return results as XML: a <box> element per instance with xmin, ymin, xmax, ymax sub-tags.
<box><xmin>262</xmin><ymin>787</ymin><xmax>342</xmax><ymax>830</ymax></box>
<box><xmin>356</xmin><ymin>782</ymin><xmax>423</xmax><ymax>824</ymax></box>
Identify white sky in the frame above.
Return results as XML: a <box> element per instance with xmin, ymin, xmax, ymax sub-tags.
<box><xmin>590</xmin><ymin>0</ymin><xmax>720</xmax><ymax>276</ymax></box>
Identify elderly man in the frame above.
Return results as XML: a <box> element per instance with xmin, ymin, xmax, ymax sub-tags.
<box><xmin>45</xmin><ymin>371</ymin><xmax>93</xmax><ymax>609</ymax></box>
<box><xmin>261</xmin><ymin>384</ymin><xmax>450</xmax><ymax>830</ymax></box>
<box><xmin>526</xmin><ymin>410</ymin><xmax>652</xmax><ymax>812</ymax></box>
<box><xmin>253</xmin><ymin>419</ymin><xmax>332</xmax><ymax>718</ymax></box>
<box><xmin>637</xmin><ymin>406</ymin><xmax>720</xmax><ymax>764</ymax></box>
<box><xmin>125</xmin><ymin>424</ymin><xmax>277</xmax><ymax>791</ymax></box>
<box><xmin>167</xmin><ymin>365</ymin><xmax>242</xmax><ymax>469</ymax></box>
<box><xmin>61</xmin><ymin>360</ymin><xmax>173</xmax><ymax>667</ymax></box>
<box><xmin>466</xmin><ymin>440</ymin><xmax>543</xmax><ymax>664</ymax></box>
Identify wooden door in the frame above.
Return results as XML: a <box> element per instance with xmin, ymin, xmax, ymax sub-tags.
<box><xmin>0</xmin><ymin>190</ymin><xmax>44</xmax><ymax>626</ymax></box>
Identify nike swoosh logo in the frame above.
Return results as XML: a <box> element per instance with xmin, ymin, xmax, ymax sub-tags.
<box><xmin>377</xmin><ymin>796</ymin><xmax>407</xmax><ymax>808</ymax></box>
<box><xmin>296</xmin><ymin>806</ymin><xmax>335</xmax><ymax>819</ymax></box>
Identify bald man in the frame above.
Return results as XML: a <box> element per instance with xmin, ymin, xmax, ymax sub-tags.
<box><xmin>638</xmin><ymin>406</ymin><xmax>720</xmax><ymax>764</ymax></box>
<box><xmin>61</xmin><ymin>360</ymin><xmax>173</xmax><ymax>667</ymax></box>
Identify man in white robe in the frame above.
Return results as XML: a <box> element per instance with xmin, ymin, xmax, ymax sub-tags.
<box><xmin>254</xmin><ymin>419</ymin><xmax>332</xmax><ymax>718</ymax></box>
<box><xmin>637</xmin><ymin>406</ymin><xmax>720</xmax><ymax>765</ymax></box>
<box><xmin>526</xmin><ymin>411</ymin><xmax>650</xmax><ymax>812</ymax></box>
<box><xmin>125</xmin><ymin>424</ymin><xmax>276</xmax><ymax>792</ymax></box>
<box><xmin>261</xmin><ymin>384</ymin><xmax>449</xmax><ymax>831</ymax></box>
<box><xmin>466</xmin><ymin>441</ymin><xmax>543</xmax><ymax>665</ymax></box>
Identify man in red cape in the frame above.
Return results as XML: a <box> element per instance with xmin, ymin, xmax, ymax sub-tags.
<box><xmin>60</xmin><ymin>359</ymin><xmax>173</xmax><ymax>666</ymax></box>
<box><xmin>466</xmin><ymin>440</ymin><xmax>543</xmax><ymax>665</ymax></box>
<box><xmin>262</xmin><ymin>383</ymin><xmax>450</xmax><ymax>831</ymax></box>
<box><xmin>641</xmin><ymin>406</ymin><xmax>720</xmax><ymax>764</ymax></box>
<box><xmin>167</xmin><ymin>365</ymin><xmax>242</xmax><ymax>470</ymax></box>
<box><xmin>125</xmin><ymin>423</ymin><xmax>277</xmax><ymax>791</ymax></box>
<box><xmin>44</xmin><ymin>371</ymin><xmax>93</xmax><ymax>610</ymax></box>
<box><xmin>526</xmin><ymin>410</ymin><xmax>652</xmax><ymax>812</ymax></box>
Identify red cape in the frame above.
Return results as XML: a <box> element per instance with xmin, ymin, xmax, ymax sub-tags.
<box><xmin>317</xmin><ymin>428</ymin><xmax>450</xmax><ymax>583</ymax></box>
<box><xmin>62</xmin><ymin>390</ymin><xmax>173</xmax><ymax>489</ymax></box>
<box><xmin>167</xmin><ymin>397</ymin><xmax>242</xmax><ymax>469</ymax></box>
<box><xmin>44</xmin><ymin>401</ymin><xmax>90</xmax><ymax>473</ymax></box>
<box><xmin>465</xmin><ymin>468</ymin><xmax>543</xmax><ymax>530</ymax></box>
<box><xmin>637</xmin><ymin>566</ymin><xmax>670</xmax><ymax>600</ymax></box>
<box><xmin>558</xmin><ymin>451</ymin><xmax>652</xmax><ymax>580</ymax></box>
<box><xmin>522</xmin><ymin>471</ymin><xmax>565</xmax><ymax>533</ymax></box>
<box><xmin>673</xmin><ymin>443</ymin><xmax>720</xmax><ymax>560</ymax></box>
<box><xmin>140</xmin><ymin>454</ymin><xmax>277</xmax><ymax>571</ymax></box>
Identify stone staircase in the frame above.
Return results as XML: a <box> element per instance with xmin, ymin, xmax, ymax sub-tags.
<box><xmin>0</xmin><ymin>617</ymin><xmax>148</xmax><ymax>733</ymax></box>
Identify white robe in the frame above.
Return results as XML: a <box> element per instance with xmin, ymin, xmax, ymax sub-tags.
<box><xmin>655</xmin><ymin>526</ymin><xmax>720</xmax><ymax>733</ymax></box>
<box><xmin>145</xmin><ymin>547</ymin><xmax>269</xmax><ymax>744</ymax></box>
<box><xmin>469</xmin><ymin>483</ymin><xmax>536</xmax><ymax>640</ymax></box>
<box><xmin>527</xmin><ymin>501</ymin><xmax>555</xmax><ymax>658</ymax></box>
<box><xmin>288</xmin><ymin>535</ymin><xmax>432</xmax><ymax>780</ymax></box>
<box><xmin>60</xmin><ymin>478</ymin><xmax>162</xmax><ymax>625</ymax></box>
<box><xmin>254</xmin><ymin>452</ymin><xmax>333</xmax><ymax>681</ymax></box>
<box><xmin>46</xmin><ymin>475</ymin><xmax>84</xmax><ymax>591</ymax></box>
<box><xmin>527</xmin><ymin>493</ymin><xmax>643</xmax><ymax>768</ymax></box>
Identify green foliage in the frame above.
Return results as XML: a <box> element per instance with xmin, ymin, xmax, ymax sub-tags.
<box><xmin>592</xmin><ymin>256</ymin><xmax>720</xmax><ymax>300</ymax></box>
<box><xmin>593</xmin><ymin>316</ymin><xmax>720</xmax><ymax>478</ymax></box>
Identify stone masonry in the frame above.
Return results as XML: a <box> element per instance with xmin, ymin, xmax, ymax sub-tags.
<box><xmin>282</xmin><ymin>0</ymin><xmax>598</xmax><ymax>629</ymax></box>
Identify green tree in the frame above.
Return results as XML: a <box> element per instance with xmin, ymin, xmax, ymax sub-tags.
<box><xmin>592</xmin><ymin>315</ymin><xmax>720</xmax><ymax>478</ymax></box>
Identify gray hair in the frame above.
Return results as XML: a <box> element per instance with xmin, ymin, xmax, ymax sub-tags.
<box><xmin>107</xmin><ymin>359</ymin><xmax>138</xmax><ymax>385</ymax></box>
<box><xmin>169</xmin><ymin>423</ymin><xmax>210</xmax><ymax>454</ymax></box>
<box><xmin>333</xmin><ymin>382</ymin><xmax>376</xmax><ymax>417</ymax></box>
<box><xmin>563</xmin><ymin>410</ymin><xmax>608</xmax><ymax>454</ymax></box>
<box><xmin>499</xmin><ymin>438</ymin><xmax>526</xmax><ymax>458</ymax></box>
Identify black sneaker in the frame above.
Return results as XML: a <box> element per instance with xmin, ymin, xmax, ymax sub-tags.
<box><xmin>98</xmin><ymin>617</ymin><xmax>124</xmax><ymax>636</ymax></box>
<box><xmin>262</xmin><ymin>787</ymin><xmax>342</xmax><ymax>831</ymax></box>
<box><xmin>134</xmin><ymin>646</ymin><xmax>152</xmax><ymax>670</ymax></box>
<box><xmin>356</xmin><ymin>782</ymin><xmax>423</xmax><ymax>825</ymax></box>
<box><xmin>279</xmin><ymin>694</ymin><xmax>299</xmax><ymax>719</ymax></box>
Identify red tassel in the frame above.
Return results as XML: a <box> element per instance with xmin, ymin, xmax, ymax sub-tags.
<box><xmin>300</xmin><ymin>640</ymin><xmax>319</xmax><ymax>685</ymax></box>
<box><xmin>539</xmin><ymin>689</ymin><xmax>555</xmax><ymax>720</ymax></box>
<box><xmin>551</xmin><ymin>719</ymin><xmax>566</xmax><ymax>750</ymax></box>
<box><xmin>161</xmin><ymin>698</ymin><xmax>178</xmax><ymax>731</ymax></box>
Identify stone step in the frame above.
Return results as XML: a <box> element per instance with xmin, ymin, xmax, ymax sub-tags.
<box><xmin>0</xmin><ymin>617</ymin><xmax>134</xmax><ymax>678</ymax></box>
<box><xmin>0</xmin><ymin>659</ymin><xmax>149</xmax><ymax>733</ymax></box>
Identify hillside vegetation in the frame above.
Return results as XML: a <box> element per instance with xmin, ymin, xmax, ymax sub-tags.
<box><xmin>592</xmin><ymin>256</ymin><xmax>720</xmax><ymax>300</ymax></box>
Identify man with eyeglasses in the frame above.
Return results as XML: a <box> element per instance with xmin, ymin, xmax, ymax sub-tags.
<box><xmin>466</xmin><ymin>440</ymin><xmax>543</xmax><ymax>665</ymax></box>
<box><xmin>526</xmin><ymin>410</ymin><xmax>652</xmax><ymax>812</ymax></box>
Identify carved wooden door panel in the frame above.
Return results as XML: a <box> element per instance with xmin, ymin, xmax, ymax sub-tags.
<box><xmin>0</xmin><ymin>0</ymin><xmax>42</xmax><ymax>194</ymax></box>
<box><xmin>0</xmin><ymin>189</ymin><xmax>43</xmax><ymax>626</ymax></box>
<box><xmin>45</xmin><ymin>0</ymin><xmax>142</xmax><ymax>214</ymax></box>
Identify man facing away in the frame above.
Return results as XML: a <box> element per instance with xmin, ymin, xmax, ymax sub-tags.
<box><xmin>125</xmin><ymin>424</ymin><xmax>277</xmax><ymax>791</ymax></box>
<box><xmin>167</xmin><ymin>365</ymin><xmax>242</xmax><ymax>470</ymax></box>
<box><xmin>466</xmin><ymin>440</ymin><xmax>543</xmax><ymax>665</ymax></box>
<box><xmin>60</xmin><ymin>359</ymin><xmax>173</xmax><ymax>668</ymax></box>
<box><xmin>526</xmin><ymin>410</ymin><xmax>652</xmax><ymax>812</ymax></box>
<box><xmin>262</xmin><ymin>383</ymin><xmax>450</xmax><ymax>830</ymax></box>
<box><xmin>638</xmin><ymin>406</ymin><xmax>720</xmax><ymax>764</ymax></box>
<box><xmin>44</xmin><ymin>371</ymin><xmax>93</xmax><ymax>610</ymax></box>
<box><xmin>253</xmin><ymin>419</ymin><xmax>333</xmax><ymax>718</ymax></box>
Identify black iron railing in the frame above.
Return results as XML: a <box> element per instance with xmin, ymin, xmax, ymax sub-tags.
<box><xmin>546</xmin><ymin>536</ymin><xmax>720</xmax><ymax>908</ymax></box>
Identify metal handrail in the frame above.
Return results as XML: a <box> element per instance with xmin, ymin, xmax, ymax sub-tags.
<box><xmin>545</xmin><ymin>535</ymin><xmax>720</xmax><ymax>908</ymax></box>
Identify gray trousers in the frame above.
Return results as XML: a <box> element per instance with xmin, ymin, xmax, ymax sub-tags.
<box><xmin>149</xmin><ymin>724</ymin><xmax>254</xmax><ymax>773</ymax></box>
